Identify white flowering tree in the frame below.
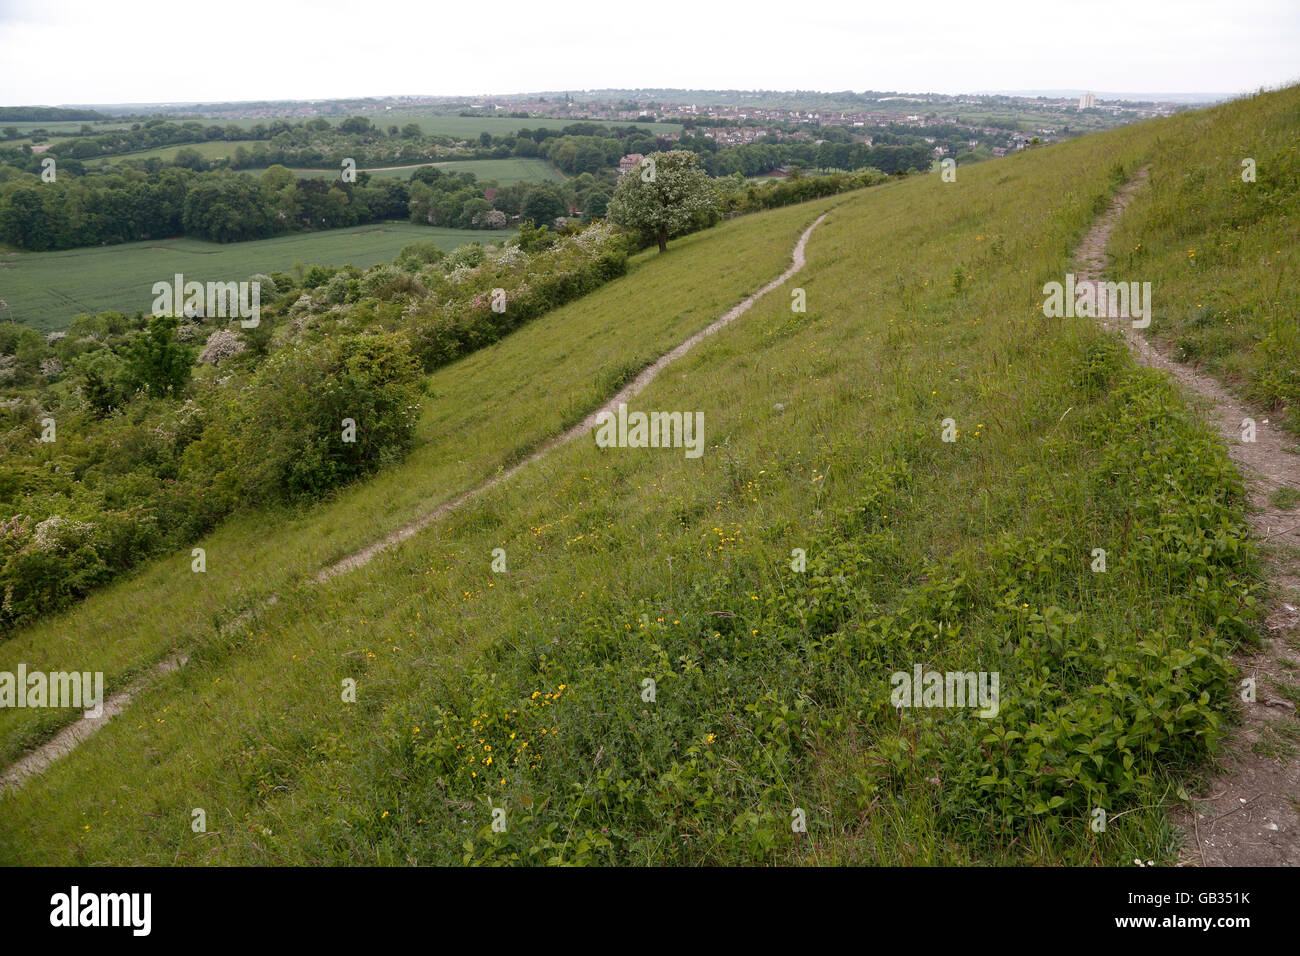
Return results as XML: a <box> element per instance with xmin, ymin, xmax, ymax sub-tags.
<box><xmin>198</xmin><ymin>329</ymin><xmax>247</xmax><ymax>366</ymax></box>
<box><xmin>607</xmin><ymin>150</ymin><xmax>718</xmax><ymax>253</ymax></box>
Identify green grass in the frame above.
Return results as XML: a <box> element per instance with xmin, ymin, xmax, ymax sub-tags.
<box><xmin>1108</xmin><ymin>89</ymin><xmax>1300</xmax><ymax>432</ymax></box>
<box><xmin>0</xmin><ymin>88</ymin><xmax>1286</xmax><ymax>866</ymax></box>
<box><xmin>0</xmin><ymin>120</ymin><xmax>132</xmax><ymax>137</ymax></box>
<box><xmin>1270</xmin><ymin>486</ymin><xmax>1300</xmax><ymax>511</ymax></box>
<box><xmin>101</xmin><ymin>140</ymin><xmax>264</xmax><ymax>166</ymax></box>
<box><xmin>185</xmin><ymin>112</ymin><xmax>683</xmax><ymax>138</ymax></box>
<box><xmin>0</xmin><ymin>198</ymin><xmax>833</xmax><ymax>767</ymax></box>
<box><xmin>0</xmin><ymin>223</ymin><xmax>512</xmax><ymax>332</ymax></box>
<box><xmin>381</xmin><ymin>157</ymin><xmax>565</xmax><ymax>184</ymax></box>
<box><xmin>253</xmin><ymin>158</ymin><xmax>567</xmax><ymax>184</ymax></box>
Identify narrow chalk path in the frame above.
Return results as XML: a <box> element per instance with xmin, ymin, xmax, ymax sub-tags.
<box><xmin>0</xmin><ymin>213</ymin><xmax>831</xmax><ymax>794</ymax></box>
<box><xmin>1075</xmin><ymin>170</ymin><xmax>1300</xmax><ymax>867</ymax></box>
<box><xmin>321</xmin><ymin>212</ymin><xmax>829</xmax><ymax>578</ymax></box>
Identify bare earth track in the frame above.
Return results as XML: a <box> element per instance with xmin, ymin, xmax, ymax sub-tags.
<box><xmin>0</xmin><ymin>213</ymin><xmax>830</xmax><ymax>794</ymax></box>
<box><xmin>1077</xmin><ymin>170</ymin><xmax>1300</xmax><ymax>866</ymax></box>
<box><xmin>9</xmin><ymin>181</ymin><xmax>1295</xmax><ymax>868</ymax></box>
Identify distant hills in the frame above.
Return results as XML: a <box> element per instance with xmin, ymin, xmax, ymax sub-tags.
<box><xmin>0</xmin><ymin>106</ymin><xmax>112</xmax><ymax>121</ymax></box>
<box><xmin>974</xmin><ymin>89</ymin><xmax>1234</xmax><ymax>103</ymax></box>
<box><xmin>27</xmin><ymin>87</ymin><xmax>1235</xmax><ymax>115</ymax></box>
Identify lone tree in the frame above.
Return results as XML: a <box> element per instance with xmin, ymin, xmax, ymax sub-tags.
<box><xmin>608</xmin><ymin>150</ymin><xmax>718</xmax><ymax>253</ymax></box>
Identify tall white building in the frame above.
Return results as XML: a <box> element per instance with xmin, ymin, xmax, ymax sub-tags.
<box><xmin>1079</xmin><ymin>92</ymin><xmax>1096</xmax><ymax>110</ymax></box>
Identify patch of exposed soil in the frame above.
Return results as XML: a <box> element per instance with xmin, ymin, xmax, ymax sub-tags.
<box><xmin>1076</xmin><ymin>169</ymin><xmax>1300</xmax><ymax>866</ymax></box>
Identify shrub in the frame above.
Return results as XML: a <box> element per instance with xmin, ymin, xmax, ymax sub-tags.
<box><xmin>197</xmin><ymin>329</ymin><xmax>247</xmax><ymax>366</ymax></box>
<box><xmin>407</xmin><ymin>223</ymin><xmax>628</xmax><ymax>371</ymax></box>
<box><xmin>322</xmin><ymin>271</ymin><xmax>357</xmax><ymax>305</ymax></box>
<box><xmin>249</xmin><ymin>273</ymin><xmax>278</xmax><ymax>297</ymax></box>
<box><xmin>0</xmin><ymin>515</ymin><xmax>110</xmax><ymax>630</ymax></box>
<box><xmin>359</xmin><ymin>264</ymin><xmax>421</xmax><ymax>301</ymax></box>
<box><xmin>237</xmin><ymin>332</ymin><xmax>423</xmax><ymax>500</ymax></box>
<box><xmin>396</xmin><ymin>241</ymin><xmax>446</xmax><ymax>272</ymax></box>
<box><xmin>444</xmin><ymin>242</ymin><xmax>485</xmax><ymax>271</ymax></box>
<box><xmin>120</xmin><ymin>314</ymin><xmax>194</xmax><ymax>398</ymax></box>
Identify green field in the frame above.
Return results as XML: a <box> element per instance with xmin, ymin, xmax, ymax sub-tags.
<box><xmin>256</xmin><ymin>157</ymin><xmax>567</xmax><ymax>184</ymax></box>
<box><xmin>1</xmin><ymin>119</ymin><xmax>133</xmax><ymax>149</ymax></box>
<box><xmin>0</xmin><ymin>222</ymin><xmax>512</xmax><ymax>332</ymax></box>
<box><xmin>0</xmin><ymin>119</ymin><xmax>131</xmax><ymax>136</ymax></box>
<box><xmin>198</xmin><ymin>111</ymin><xmax>683</xmax><ymax>138</ymax></box>
<box><xmin>370</xmin><ymin>157</ymin><xmax>566</xmax><ymax>183</ymax></box>
<box><xmin>102</xmin><ymin>139</ymin><xmax>264</xmax><ymax>166</ymax></box>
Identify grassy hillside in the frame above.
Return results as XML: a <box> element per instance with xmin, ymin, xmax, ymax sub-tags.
<box><xmin>2</xmin><ymin>89</ymin><xmax>1290</xmax><ymax>865</ymax></box>
<box><xmin>0</xmin><ymin>222</ymin><xmax>512</xmax><ymax>333</ymax></box>
<box><xmin>1108</xmin><ymin>89</ymin><xmax>1300</xmax><ymax>433</ymax></box>
<box><xmin>0</xmin><ymin>199</ymin><xmax>834</xmax><ymax>770</ymax></box>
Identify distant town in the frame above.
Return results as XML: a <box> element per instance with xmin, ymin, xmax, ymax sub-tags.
<box><xmin>96</xmin><ymin>88</ymin><xmax>1190</xmax><ymax>153</ymax></box>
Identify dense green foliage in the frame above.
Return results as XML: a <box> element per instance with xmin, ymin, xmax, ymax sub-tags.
<box><xmin>0</xmin><ymin>164</ymin><xmax>412</xmax><ymax>249</ymax></box>
<box><xmin>404</xmin><ymin>223</ymin><xmax>630</xmax><ymax>369</ymax></box>
<box><xmin>0</xmin><ymin>220</ymin><xmax>637</xmax><ymax>633</ymax></box>
<box><xmin>715</xmin><ymin>167</ymin><xmax>891</xmax><ymax>215</ymax></box>
<box><xmin>608</xmin><ymin>150</ymin><xmax>720</xmax><ymax>251</ymax></box>
<box><xmin>0</xmin><ymin>329</ymin><xmax>422</xmax><ymax>631</ymax></box>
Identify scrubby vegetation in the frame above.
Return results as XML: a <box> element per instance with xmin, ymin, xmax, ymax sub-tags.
<box><xmin>1</xmin><ymin>87</ymin><xmax>1293</xmax><ymax>866</ymax></box>
<box><xmin>0</xmin><ymin>221</ymin><xmax>632</xmax><ymax>632</ymax></box>
<box><xmin>0</xmin><ymin>158</ymin><xmax>900</xmax><ymax>635</ymax></box>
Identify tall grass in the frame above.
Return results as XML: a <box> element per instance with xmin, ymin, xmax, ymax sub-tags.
<box><xmin>1109</xmin><ymin>86</ymin><xmax>1300</xmax><ymax>432</ymax></box>
<box><xmin>0</xmin><ymin>89</ymin><xmax>1286</xmax><ymax>864</ymax></box>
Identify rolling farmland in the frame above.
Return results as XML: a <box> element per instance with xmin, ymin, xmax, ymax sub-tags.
<box><xmin>101</xmin><ymin>140</ymin><xmax>265</xmax><ymax>166</ymax></box>
<box><xmin>172</xmin><ymin>111</ymin><xmax>683</xmax><ymax>138</ymax></box>
<box><xmin>0</xmin><ymin>222</ymin><xmax>512</xmax><ymax>332</ymax></box>
<box><xmin>252</xmin><ymin>157</ymin><xmax>568</xmax><ymax>183</ymax></box>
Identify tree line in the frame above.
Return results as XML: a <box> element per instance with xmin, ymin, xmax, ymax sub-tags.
<box><xmin>0</xmin><ymin>161</ymin><xmax>565</xmax><ymax>249</ymax></box>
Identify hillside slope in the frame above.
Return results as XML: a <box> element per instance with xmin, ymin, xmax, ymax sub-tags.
<box><xmin>0</xmin><ymin>197</ymin><xmax>848</xmax><ymax>767</ymax></box>
<box><xmin>1110</xmin><ymin>89</ymin><xmax>1300</xmax><ymax>432</ymax></box>
<box><xmin>5</xmin><ymin>89</ymin><xmax>1297</xmax><ymax>865</ymax></box>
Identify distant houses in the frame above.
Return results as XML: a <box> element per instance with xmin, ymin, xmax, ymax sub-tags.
<box><xmin>618</xmin><ymin>153</ymin><xmax>644</xmax><ymax>175</ymax></box>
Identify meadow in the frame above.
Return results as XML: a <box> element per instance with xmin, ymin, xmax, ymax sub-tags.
<box><xmin>1</xmin><ymin>88</ymin><xmax>1292</xmax><ymax>865</ymax></box>
<box><xmin>0</xmin><ymin>222</ymin><xmax>512</xmax><ymax>332</ymax></box>
<box><xmin>0</xmin><ymin>119</ymin><xmax>133</xmax><ymax>147</ymax></box>
<box><xmin>101</xmin><ymin>140</ymin><xmax>265</xmax><ymax>166</ymax></box>
<box><xmin>255</xmin><ymin>158</ymin><xmax>567</xmax><ymax>184</ymax></box>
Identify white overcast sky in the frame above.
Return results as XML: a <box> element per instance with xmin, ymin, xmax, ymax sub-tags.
<box><xmin>1</xmin><ymin>0</ymin><xmax>1296</xmax><ymax>105</ymax></box>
